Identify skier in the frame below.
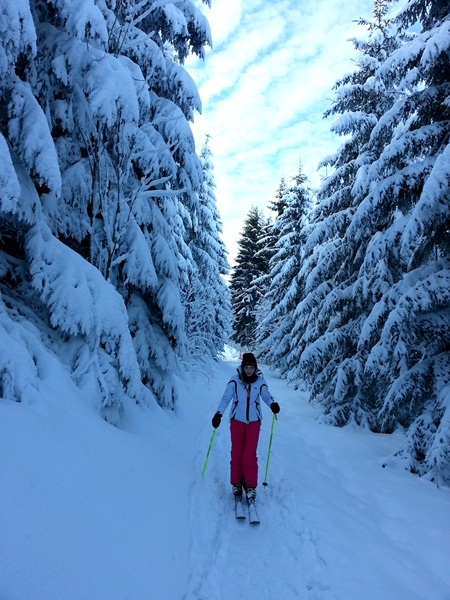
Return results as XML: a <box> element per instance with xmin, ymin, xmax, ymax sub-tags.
<box><xmin>211</xmin><ymin>352</ymin><xmax>280</xmax><ymax>505</ymax></box>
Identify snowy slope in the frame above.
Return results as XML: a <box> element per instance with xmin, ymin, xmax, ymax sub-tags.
<box><xmin>1</xmin><ymin>353</ymin><xmax>449</xmax><ymax>600</ymax></box>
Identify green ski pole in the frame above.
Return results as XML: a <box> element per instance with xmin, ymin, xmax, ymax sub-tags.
<box><xmin>262</xmin><ymin>414</ymin><xmax>276</xmax><ymax>487</ymax></box>
<box><xmin>202</xmin><ymin>428</ymin><xmax>216</xmax><ymax>476</ymax></box>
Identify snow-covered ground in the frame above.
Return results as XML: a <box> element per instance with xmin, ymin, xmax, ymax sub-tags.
<box><xmin>1</xmin><ymin>352</ymin><xmax>449</xmax><ymax>600</ymax></box>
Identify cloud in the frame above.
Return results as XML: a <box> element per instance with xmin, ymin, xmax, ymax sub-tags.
<box><xmin>205</xmin><ymin>0</ymin><xmax>243</xmax><ymax>46</ymax></box>
<box><xmin>188</xmin><ymin>0</ymin><xmax>374</xmax><ymax>264</ymax></box>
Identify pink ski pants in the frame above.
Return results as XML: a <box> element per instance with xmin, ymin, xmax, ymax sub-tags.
<box><xmin>230</xmin><ymin>418</ymin><xmax>261</xmax><ymax>488</ymax></box>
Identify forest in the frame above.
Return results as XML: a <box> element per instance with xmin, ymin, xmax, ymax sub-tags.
<box><xmin>0</xmin><ymin>0</ymin><xmax>449</xmax><ymax>486</ymax></box>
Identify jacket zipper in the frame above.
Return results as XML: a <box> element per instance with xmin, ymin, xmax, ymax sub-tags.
<box><xmin>245</xmin><ymin>383</ymin><xmax>251</xmax><ymax>422</ymax></box>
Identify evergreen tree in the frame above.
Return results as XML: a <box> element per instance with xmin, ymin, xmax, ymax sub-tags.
<box><xmin>268</xmin><ymin>177</ymin><xmax>288</xmax><ymax>218</ymax></box>
<box><xmin>257</xmin><ymin>164</ymin><xmax>312</xmax><ymax>374</ymax></box>
<box><xmin>230</xmin><ymin>206</ymin><xmax>267</xmax><ymax>348</ymax></box>
<box><xmin>183</xmin><ymin>135</ymin><xmax>232</xmax><ymax>364</ymax></box>
<box><xmin>294</xmin><ymin>0</ymin><xmax>450</xmax><ymax>482</ymax></box>
<box><xmin>289</xmin><ymin>1</ymin><xmax>400</xmax><ymax>423</ymax></box>
<box><xmin>253</xmin><ymin>178</ymin><xmax>289</xmax><ymax>355</ymax></box>
<box><xmin>0</xmin><ymin>0</ymin><xmax>214</xmax><ymax>417</ymax></box>
<box><xmin>353</xmin><ymin>0</ymin><xmax>450</xmax><ymax>482</ymax></box>
<box><xmin>251</xmin><ymin>212</ymin><xmax>276</xmax><ymax>362</ymax></box>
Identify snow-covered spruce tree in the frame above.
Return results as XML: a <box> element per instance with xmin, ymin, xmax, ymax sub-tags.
<box><xmin>251</xmin><ymin>212</ymin><xmax>276</xmax><ymax>362</ymax></box>
<box><xmin>182</xmin><ymin>135</ymin><xmax>231</xmax><ymax>365</ymax></box>
<box><xmin>0</xmin><ymin>0</ymin><xmax>213</xmax><ymax>416</ymax></box>
<box><xmin>269</xmin><ymin>177</ymin><xmax>289</xmax><ymax>219</ymax></box>
<box><xmin>252</xmin><ymin>178</ymin><xmax>288</xmax><ymax>360</ymax></box>
<box><xmin>0</xmin><ymin>0</ymin><xmax>152</xmax><ymax>422</ymax></box>
<box><xmin>36</xmin><ymin>0</ymin><xmax>212</xmax><ymax>409</ymax></box>
<box><xmin>351</xmin><ymin>0</ymin><xmax>450</xmax><ymax>483</ymax></box>
<box><xmin>289</xmin><ymin>1</ymin><xmax>400</xmax><ymax>425</ymax></box>
<box><xmin>230</xmin><ymin>206</ymin><xmax>268</xmax><ymax>348</ymax></box>
<box><xmin>252</xmin><ymin>178</ymin><xmax>290</xmax><ymax>359</ymax></box>
<box><xmin>257</xmin><ymin>164</ymin><xmax>312</xmax><ymax>376</ymax></box>
<box><xmin>296</xmin><ymin>0</ymin><xmax>450</xmax><ymax>483</ymax></box>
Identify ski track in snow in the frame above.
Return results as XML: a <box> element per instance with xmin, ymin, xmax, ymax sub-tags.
<box><xmin>182</xmin><ymin>363</ymin><xmax>450</xmax><ymax>600</ymax></box>
<box><xmin>184</xmin><ymin>375</ymin><xmax>334</xmax><ymax>600</ymax></box>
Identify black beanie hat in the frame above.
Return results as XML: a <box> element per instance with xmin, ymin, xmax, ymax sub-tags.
<box><xmin>242</xmin><ymin>352</ymin><xmax>257</xmax><ymax>369</ymax></box>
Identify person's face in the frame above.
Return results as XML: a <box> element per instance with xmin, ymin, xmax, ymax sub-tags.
<box><xmin>243</xmin><ymin>364</ymin><xmax>255</xmax><ymax>375</ymax></box>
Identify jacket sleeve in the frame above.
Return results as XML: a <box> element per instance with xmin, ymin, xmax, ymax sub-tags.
<box><xmin>259</xmin><ymin>375</ymin><xmax>274</xmax><ymax>408</ymax></box>
<box><xmin>216</xmin><ymin>377</ymin><xmax>237</xmax><ymax>415</ymax></box>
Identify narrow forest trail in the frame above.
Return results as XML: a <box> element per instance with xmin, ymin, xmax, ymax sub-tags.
<box><xmin>183</xmin><ymin>360</ymin><xmax>450</xmax><ymax>600</ymax></box>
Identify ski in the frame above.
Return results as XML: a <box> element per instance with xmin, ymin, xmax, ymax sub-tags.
<box><xmin>247</xmin><ymin>500</ymin><xmax>260</xmax><ymax>525</ymax></box>
<box><xmin>235</xmin><ymin>496</ymin><xmax>246</xmax><ymax>520</ymax></box>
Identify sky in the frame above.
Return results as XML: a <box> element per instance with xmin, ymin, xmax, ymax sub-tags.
<box><xmin>187</xmin><ymin>0</ymin><xmax>375</xmax><ymax>265</ymax></box>
<box><xmin>2</xmin><ymin>346</ymin><xmax>449</xmax><ymax>599</ymax></box>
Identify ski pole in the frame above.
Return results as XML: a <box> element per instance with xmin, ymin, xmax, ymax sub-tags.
<box><xmin>201</xmin><ymin>428</ymin><xmax>216</xmax><ymax>476</ymax></box>
<box><xmin>262</xmin><ymin>414</ymin><xmax>276</xmax><ymax>487</ymax></box>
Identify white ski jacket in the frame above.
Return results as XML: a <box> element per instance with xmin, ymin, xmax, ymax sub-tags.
<box><xmin>216</xmin><ymin>367</ymin><xmax>274</xmax><ymax>423</ymax></box>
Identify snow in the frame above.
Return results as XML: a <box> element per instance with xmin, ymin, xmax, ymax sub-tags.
<box><xmin>1</xmin><ymin>353</ymin><xmax>449</xmax><ymax>600</ymax></box>
<box><xmin>0</xmin><ymin>132</ymin><xmax>21</xmax><ymax>213</ymax></box>
<box><xmin>55</xmin><ymin>0</ymin><xmax>108</xmax><ymax>48</ymax></box>
<box><xmin>8</xmin><ymin>80</ymin><xmax>62</xmax><ymax>198</ymax></box>
<box><xmin>0</xmin><ymin>0</ymin><xmax>36</xmax><ymax>78</ymax></box>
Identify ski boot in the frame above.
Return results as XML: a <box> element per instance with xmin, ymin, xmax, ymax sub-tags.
<box><xmin>246</xmin><ymin>487</ymin><xmax>257</xmax><ymax>504</ymax></box>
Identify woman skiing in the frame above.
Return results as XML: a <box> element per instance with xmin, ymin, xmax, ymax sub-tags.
<box><xmin>211</xmin><ymin>352</ymin><xmax>280</xmax><ymax>503</ymax></box>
